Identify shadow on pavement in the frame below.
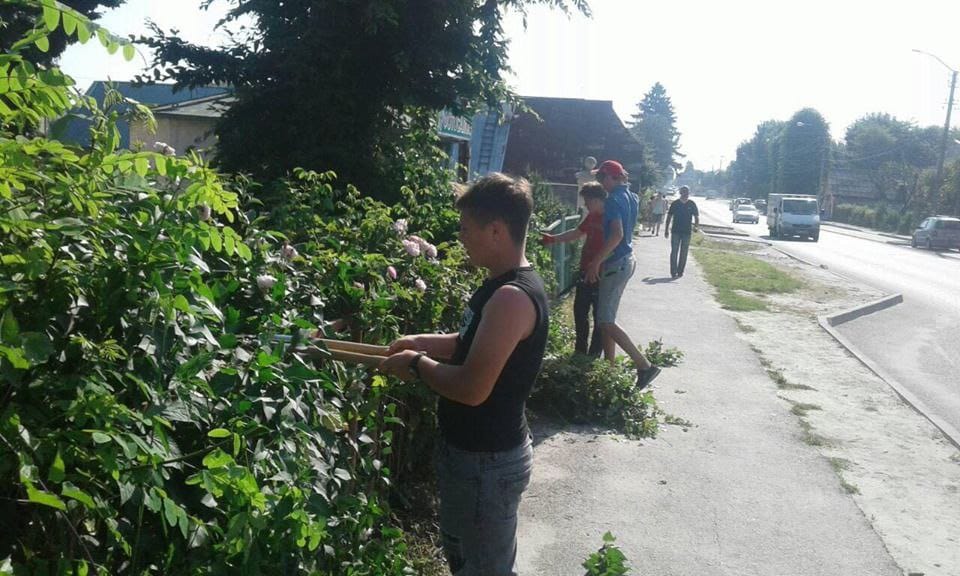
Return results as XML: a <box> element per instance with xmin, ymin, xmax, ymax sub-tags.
<box><xmin>641</xmin><ymin>276</ymin><xmax>676</xmax><ymax>284</ymax></box>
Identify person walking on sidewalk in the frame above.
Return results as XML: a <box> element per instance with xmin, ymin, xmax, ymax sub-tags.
<box><xmin>665</xmin><ymin>185</ymin><xmax>700</xmax><ymax>278</ymax></box>
<box><xmin>651</xmin><ymin>192</ymin><xmax>668</xmax><ymax>236</ymax></box>
<box><xmin>379</xmin><ymin>173</ymin><xmax>549</xmax><ymax>576</ymax></box>
<box><xmin>541</xmin><ymin>182</ymin><xmax>607</xmax><ymax>356</ymax></box>
<box><xmin>586</xmin><ymin>160</ymin><xmax>661</xmax><ymax>389</ymax></box>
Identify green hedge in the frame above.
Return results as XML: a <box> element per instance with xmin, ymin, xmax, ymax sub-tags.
<box><xmin>830</xmin><ymin>203</ymin><xmax>923</xmax><ymax>235</ymax></box>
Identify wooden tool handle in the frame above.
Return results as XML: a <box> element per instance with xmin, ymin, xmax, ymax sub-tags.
<box><xmin>315</xmin><ymin>338</ymin><xmax>389</xmax><ymax>357</ymax></box>
<box><xmin>328</xmin><ymin>349</ymin><xmax>386</xmax><ymax>368</ymax></box>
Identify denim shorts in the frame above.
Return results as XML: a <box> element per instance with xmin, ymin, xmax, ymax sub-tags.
<box><xmin>435</xmin><ymin>435</ymin><xmax>534</xmax><ymax>575</ymax></box>
<box><xmin>597</xmin><ymin>254</ymin><xmax>635</xmax><ymax>324</ymax></box>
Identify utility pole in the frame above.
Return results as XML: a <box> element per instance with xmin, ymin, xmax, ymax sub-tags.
<box><xmin>935</xmin><ymin>69</ymin><xmax>957</xmax><ymax>214</ymax></box>
<box><xmin>913</xmin><ymin>49</ymin><xmax>959</xmax><ymax>215</ymax></box>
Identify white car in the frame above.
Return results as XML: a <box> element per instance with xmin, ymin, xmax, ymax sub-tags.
<box><xmin>733</xmin><ymin>204</ymin><xmax>760</xmax><ymax>224</ymax></box>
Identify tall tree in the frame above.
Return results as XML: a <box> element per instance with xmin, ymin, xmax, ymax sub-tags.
<box><xmin>140</xmin><ymin>0</ymin><xmax>590</xmax><ymax>198</ymax></box>
<box><xmin>840</xmin><ymin>113</ymin><xmax>940</xmax><ymax>207</ymax></box>
<box><xmin>777</xmin><ymin>108</ymin><xmax>829</xmax><ymax>197</ymax></box>
<box><xmin>628</xmin><ymin>82</ymin><xmax>682</xmax><ymax>179</ymax></box>
<box><xmin>0</xmin><ymin>0</ymin><xmax>126</xmax><ymax>64</ymax></box>
<box><xmin>729</xmin><ymin>120</ymin><xmax>783</xmax><ymax>199</ymax></box>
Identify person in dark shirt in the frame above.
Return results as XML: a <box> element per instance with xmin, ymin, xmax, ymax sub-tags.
<box><xmin>379</xmin><ymin>173</ymin><xmax>549</xmax><ymax>575</ymax></box>
<box><xmin>664</xmin><ymin>185</ymin><xmax>700</xmax><ymax>278</ymax></box>
<box><xmin>541</xmin><ymin>182</ymin><xmax>607</xmax><ymax>356</ymax></box>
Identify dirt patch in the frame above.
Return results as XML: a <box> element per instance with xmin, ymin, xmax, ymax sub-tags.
<box><xmin>711</xmin><ymin>239</ymin><xmax>960</xmax><ymax>576</ymax></box>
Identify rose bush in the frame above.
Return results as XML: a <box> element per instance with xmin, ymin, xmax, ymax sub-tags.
<box><xmin>0</xmin><ymin>4</ymin><xmax>482</xmax><ymax>574</ymax></box>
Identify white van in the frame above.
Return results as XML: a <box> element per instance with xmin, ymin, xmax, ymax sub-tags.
<box><xmin>767</xmin><ymin>194</ymin><xmax>820</xmax><ymax>241</ymax></box>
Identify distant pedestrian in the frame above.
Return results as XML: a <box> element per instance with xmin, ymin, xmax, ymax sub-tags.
<box><xmin>664</xmin><ymin>185</ymin><xmax>700</xmax><ymax>278</ymax></box>
<box><xmin>542</xmin><ymin>182</ymin><xmax>607</xmax><ymax>356</ymax></box>
<box><xmin>585</xmin><ymin>160</ymin><xmax>661</xmax><ymax>389</ymax></box>
<box><xmin>651</xmin><ymin>192</ymin><xmax>667</xmax><ymax>236</ymax></box>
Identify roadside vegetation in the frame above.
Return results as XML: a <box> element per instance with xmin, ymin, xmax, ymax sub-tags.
<box><xmin>528</xmin><ymin>299</ymin><xmax>684</xmax><ymax>439</ymax></box>
<box><xmin>690</xmin><ymin>234</ymin><xmax>802</xmax><ymax>311</ymax></box>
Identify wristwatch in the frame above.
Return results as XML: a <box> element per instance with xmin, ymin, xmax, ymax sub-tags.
<box><xmin>408</xmin><ymin>352</ymin><xmax>426</xmax><ymax>379</ymax></box>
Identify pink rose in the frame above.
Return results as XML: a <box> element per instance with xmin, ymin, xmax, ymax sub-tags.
<box><xmin>424</xmin><ymin>243</ymin><xmax>438</xmax><ymax>259</ymax></box>
<box><xmin>386</xmin><ymin>266</ymin><xmax>398</xmax><ymax>280</ymax></box>
<box><xmin>392</xmin><ymin>219</ymin><xmax>408</xmax><ymax>235</ymax></box>
<box><xmin>281</xmin><ymin>243</ymin><xmax>299</xmax><ymax>260</ymax></box>
<box><xmin>256</xmin><ymin>275</ymin><xmax>276</xmax><ymax>293</ymax></box>
<box><xmin>402</xmin><ymin>239</ymin><xmax>421</xmax><ymax>257</ymax></box>
<box><xmin>414</xmin><ymin>278</ymin><xmax>427</xmax><ymax>292</ymax></box>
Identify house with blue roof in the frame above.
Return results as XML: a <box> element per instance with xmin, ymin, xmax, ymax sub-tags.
<box><xmin>60</xmin><ymin>81</ymin><xmax>232</xmax><ymax>150</ymax></box>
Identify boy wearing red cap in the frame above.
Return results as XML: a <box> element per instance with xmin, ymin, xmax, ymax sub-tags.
<box><xmin>586</xmin><ymin>160</ymin><xmax>661</xmax><ymax>389</ymax></box>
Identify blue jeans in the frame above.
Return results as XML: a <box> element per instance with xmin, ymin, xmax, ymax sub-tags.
<box><xmin>670</xmin><ymin>232</ymin><xmax>692</xmax><ymax>276</ymax></box>
<box><xmin>435</xmin><ymin>435</ymin><xmax>534</xmax><ymax>575</ymax></box>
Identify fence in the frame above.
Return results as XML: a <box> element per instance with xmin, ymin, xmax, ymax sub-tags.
<box><xmin>543</xmin><ymin>213</ymin><xmax>584</xmax><ymax>297</ymax></box>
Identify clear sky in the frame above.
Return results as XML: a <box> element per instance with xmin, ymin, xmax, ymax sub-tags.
<box><xmin>60</xmin><ymin>0</ymin><xmax>960</xmax><ymax>171</ymax></box>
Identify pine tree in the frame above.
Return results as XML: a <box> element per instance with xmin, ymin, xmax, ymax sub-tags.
<box><xmin>629</xmin><ymin>82</ymin><xmax>683</xmax><ymax>179</ymax></box>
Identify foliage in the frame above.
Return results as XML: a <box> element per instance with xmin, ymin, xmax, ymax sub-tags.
<box><xmin>776</xmin><ymin>108</ymin><xmax>830</xmax><ymax>197</ymax></box>
<box><xmin>727</xmin><ymin>120</ymin><xmax>784</xmax><ymax>200</ymax></box>
<box><xmin>830</xmin><ymin>203</ymin><xmax>925</xmax><ymax>235</ymax></box>
<box><xmin>582</xmin><ymin>532</ymin><xmax>630</xmax><ymax>576</ymax></box>
<box><xmin>138</xmin><ymin>0</ymin><xmax>590</xmax><ymax>199</ymax></box>
<box><xmin>629</xmin><ymin>82</ymin><xmax>682</xmax><ymax>181</ymax></box>
<box><xmin>0</xmin><ymin>8</ymin><xmax>485</xmax><ymax>574</ymax></box>
<box><xmin>0</xmin><ymin>0</ymin><xmax>126</xmax><ymax>65</ymax></box>
<box><xmin>531</xmin><ymin>322</ymin><xmax>682</xmax><ymax>438</ymax></box>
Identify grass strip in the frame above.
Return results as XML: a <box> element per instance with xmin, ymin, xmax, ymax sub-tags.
<box><xmin>692</xmin><ymin>235</ymin><xmax>802</xmax><ymax>311</ymax></box>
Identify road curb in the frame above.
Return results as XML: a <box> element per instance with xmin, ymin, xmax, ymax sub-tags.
<box><xmin>823</xmin><ymin>293</ymin><xmax>904</xmax><ymax>326</ymax></box>
<box><xmin>818</xmin><ymin>303</ymin><xmax>960</xmax><ymax>451</ymax></box>
<box><xmin>820</xmin><ymin>224</ymin><xmax>910</xmax><ymax>246</ymax></box>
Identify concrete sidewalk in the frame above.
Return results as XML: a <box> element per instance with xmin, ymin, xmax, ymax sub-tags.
<box><xmin>517</xmin><ymin>234</ymin><xmax>901</xmax><ymax>575</ymax></box>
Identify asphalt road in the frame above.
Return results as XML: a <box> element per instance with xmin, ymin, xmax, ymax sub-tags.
<box><xmin>696</xmin><ymin>198</ymin><xmax>960</xmax><ymax>440</ymax></box>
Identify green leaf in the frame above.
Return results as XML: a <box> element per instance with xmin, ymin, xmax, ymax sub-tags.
<box><xmin>61</xmin><ymin>482</ymin><xmax>95</xmax><ymax>508</ymax></box>
<box><xmin>123</xmin><ymin>43</ymin><xmax>136</xmax><ymax>62</ymax></box>
<box><xmin>62</xmin><ymin>11</ymin><xmax>77</xmax><ymax>35</ymax></box>
<box><xmin>48</xmin><ymin>451</ymin><xmax>65</xmax><ymax>483</ymax></box>
<box><xmin>172</xmin><ymin>294</ymin><xmax>190</xmax><ymax>313</ymax></box>
<box><xmin>42</xmin><ymin>4</ymin><xmax>60</xmax><ymax>31</ymax></box>
<box><xmin>207</xmin><ymin>428</ymin><xmax>230</xmax><ymax>439</ymax></box>
<box><xmin>34</xmin><ymin>36</ymin><xmax>50</xmax><ymax>53</ymax></box>
<box><xmin>202</xmin><ymin>449</ymin><xmax>233</xmax><ymax>469</ymax></box>
<box><xmin>134</xmin><ymin>156</ymin><xmax>149</xmax><ymax>177</ymax></box>
<box><xmin>0</xmin><ymin>345</ymin><xmax>29</xmax><ymax>370</ymax></box>
<box><xmin>21</xmin><ymin>332</ymin><xmax>54</xmax><ymax>363</ymax></box>
<box><xmin>27</xmin><ymin>485</ymin><xmax>66</xmax><ymax>511</ymax></box>
<box><xmin>76</xmin><ymin>559</ymin><xmax>89</xmax><ymax>576</ymax></box>
<box><xmin>91</xmin><ymin>432</ymin><xmax>111</xmax><ymax>444</ymax></box>
<box><xmin>1</xmin><ymin>308</ymin><xmax>19</xmax><ymax>344</ymax></box>
<box><xmin>76</xmin><ymin>21</ymin><xmax>91</xmax><ymax>44</ymax></box>
<box><xmin>236</xmin><ymin>242</ymin><xmax>252</xmax><ymax>261</ymax></box>
<box><xmin>162</xmin><ymin>497</ymin><xmax>177</xmax><ymax>528</ymax></box>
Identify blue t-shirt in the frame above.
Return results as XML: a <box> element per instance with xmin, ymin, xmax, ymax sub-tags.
<box><xmin>603</xmin><ymin>184</ymin><xmax>639</xmax><ymax>262</ymax></box>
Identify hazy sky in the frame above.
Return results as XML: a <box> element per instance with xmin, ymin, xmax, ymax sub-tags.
<box><xmin>60</xmin><ymin>0</ymin><xmax>960</xmax><ymax>171</ymax></box>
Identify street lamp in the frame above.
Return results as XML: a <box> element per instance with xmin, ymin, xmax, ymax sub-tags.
<box><xmin>912</xmin><ymin>48</ymin><xmax>958</xmax><ymax>215</ymax></box>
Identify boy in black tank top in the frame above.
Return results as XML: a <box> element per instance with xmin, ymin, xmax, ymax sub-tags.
<box><xmin>380</xmin><ymin>173</ymin><xmax>548</xmax><ymax>575</ymax></box>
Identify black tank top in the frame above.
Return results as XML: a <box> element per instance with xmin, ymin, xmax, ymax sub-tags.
<box><xmin>438</xmin><ymin>267</ymin><xmax>550</xmax><ymax>452</ymax></box>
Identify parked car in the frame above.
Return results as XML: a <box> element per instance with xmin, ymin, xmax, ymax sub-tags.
<box><xmin>911</xmin><ymin>216</ymin><xmax>960</xmax><ymax>250</ymax></box>
<box><xmin>733</xmin><ymin>204</ymin><xmax>760</xmax><ymax>224</ymax></box>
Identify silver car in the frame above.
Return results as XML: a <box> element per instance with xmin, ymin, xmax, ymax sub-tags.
<box><xmin>733</xmin><ymin>204</ymin><xmax>760</xmax><ymax>224</ymax></box>
<box><xmin>911</xmin><ymin>216</ymin><xmax>960</xmax><ymax>250</ymax></box>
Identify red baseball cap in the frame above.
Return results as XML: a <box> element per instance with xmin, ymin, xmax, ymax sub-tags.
<box><xmin>593</xmin><ymin>160</ymin><xmax>628</xmax><ymax>178</ymax></box>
